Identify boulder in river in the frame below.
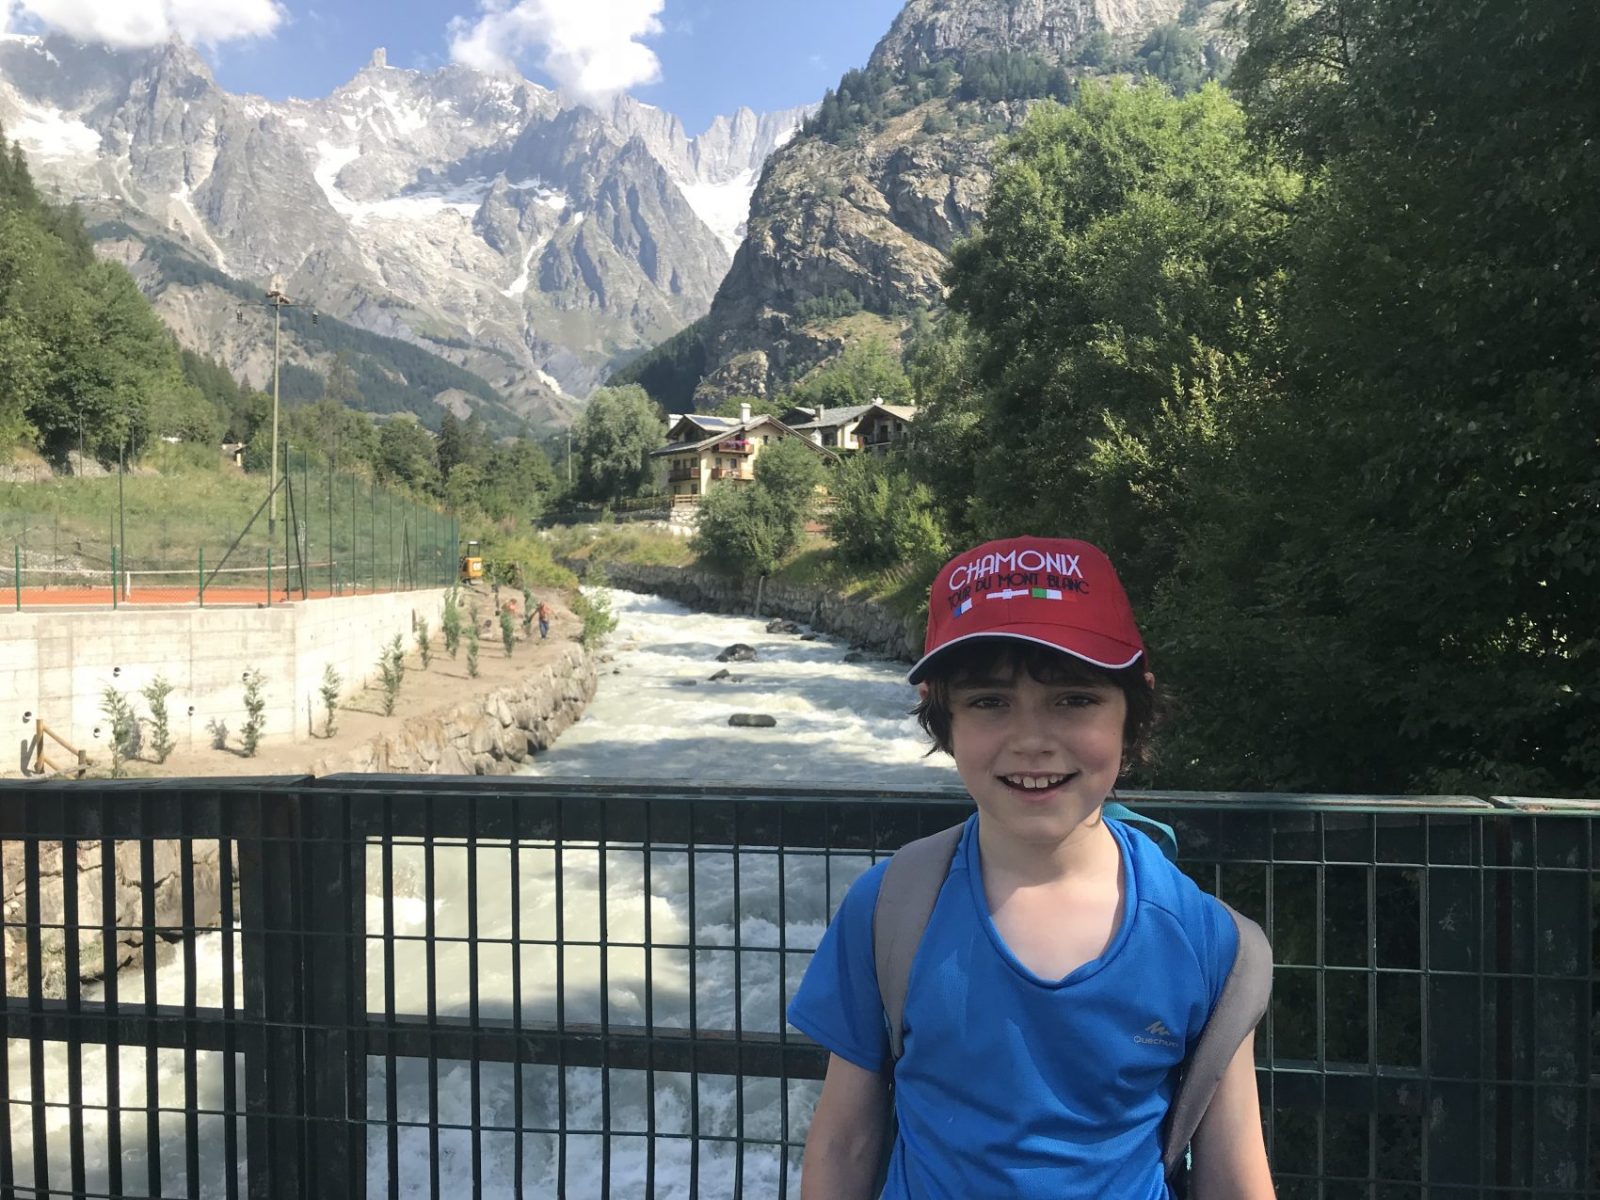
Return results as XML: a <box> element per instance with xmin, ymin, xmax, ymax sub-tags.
<box><xmin>842</xmin><ymin>651</ymin><xmax>867</xmax><ymax>664</ymax></box>
<box><xmin>800</xmin><ymin>633</ymin><xmax>820</xmax><ymax>642</ymax></box>
<box><xmin>717</xmin><ymin>643</ymin><xmax>758</xmax><ymax>662</ymax></box>
<box><xmin>708</xmin><ymin>669</ymin><xmax>731</xmax><ymax>681</ymax></box>
<box><xmin>728</xmin><ymin>713</ymin><xmax>777</xmax><ymax>728</ymax></box>
<box><xmin>765</xmin><ymin>618</ymin><xmax>803</xmax><ymax>635</ymax></box>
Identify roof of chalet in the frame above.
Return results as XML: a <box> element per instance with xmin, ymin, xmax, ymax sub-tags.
<box><xmin>858</xmin><ymin>403</ymin><xmax>918</xmax><ymax>422</ymax></box>
<box><xmin>653</xmin><ymin>413</ymin><xmax>838</xmax><ymax>459</ymax></box>
<box><xmin>784</xmin><ymin>404</ymin><xmax>875</xmax><ymax>432</ymax></box>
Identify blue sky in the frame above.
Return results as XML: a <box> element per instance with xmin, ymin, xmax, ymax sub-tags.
<box><xmin>6</xmin><ymin>0</ymin><xmax>908</xmax><ymax>134</ymax></box>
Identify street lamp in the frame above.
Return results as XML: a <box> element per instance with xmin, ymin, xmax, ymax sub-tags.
<box><xmin>239</xmin><ymin>276</ymin><xmax>316</xmax><ymax>536</ymax></box>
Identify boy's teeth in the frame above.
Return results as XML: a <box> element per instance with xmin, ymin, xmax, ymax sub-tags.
<box><xmin>1005</xmin><ymin>775</ymin><xmax>1065</xmax><ymax>790</ymax></box>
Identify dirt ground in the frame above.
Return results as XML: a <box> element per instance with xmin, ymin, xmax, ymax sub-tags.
<box><xmin>109</xmin><ymin>598</ymin><xmax>583</xmax><ymax>779</ymax></box>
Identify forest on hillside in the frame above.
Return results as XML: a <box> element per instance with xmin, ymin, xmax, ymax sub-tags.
<box><xmin>818</xmin><ymin>0</ymin><xmax>1599</xmax><ymax>797</ymax></box>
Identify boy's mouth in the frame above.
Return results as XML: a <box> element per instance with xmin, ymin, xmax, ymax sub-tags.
<box><xmin>999</xmin><ymin>773</ymin><xmax>1073</xmax><ymax>792</ymax></box>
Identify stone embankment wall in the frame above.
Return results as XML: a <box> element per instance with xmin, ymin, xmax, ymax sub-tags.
<box><xmin>3</xmin><ymin>643</ymin><xmax>598</xmax><ymax>998</ymax></box>
<box><xmin>307</xmin><ymin>642</ymin><xmax>598</xmax><ymax>775</ymax></box>
<box><xmin>593</xmin><ymin>561</ymin><xmax>919</xmax><ymax>662</ymax></box>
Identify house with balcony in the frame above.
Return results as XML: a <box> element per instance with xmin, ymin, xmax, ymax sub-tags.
<box><xmin>653</xmin><ymin>404</ymin><xmax>832</xmax><ymax>505</ymax></box>
<box><xmin>854</xmin><ymin>402</ymin><xmax>918</xmax><ymax>455</ymax></box>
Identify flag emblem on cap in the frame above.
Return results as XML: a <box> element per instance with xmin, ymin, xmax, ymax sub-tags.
<box><xmin>953</xmin><ymin>598</ymin><xmax>973</xmax><ymax>617</ymax></box>
<box><xmin>1031</xmin><ymin>588</ymin><xmax>1063</xmax><ymax>600</ymax></box>
<box><xmin>986</xmin><ymin>588</ymin><xmax>1031</xmax><ymax>600</ymax></box>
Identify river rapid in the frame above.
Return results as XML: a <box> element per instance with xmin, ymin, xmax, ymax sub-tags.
<box><xmin>8</xmin><ymin>588</ymin><xmax>967</xmax><ymax>1198</ymax></box>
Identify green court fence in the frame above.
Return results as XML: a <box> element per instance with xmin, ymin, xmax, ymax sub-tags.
<box><xmin>0</xmin><ymin>448</ymin><xmax>458</xmax><ymax>608</ymax></box>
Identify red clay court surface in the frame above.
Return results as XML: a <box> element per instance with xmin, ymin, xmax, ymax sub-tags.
<box><xmin>8</xmin><ymin>585</ymin><xmax>395</xmax><ymax>608</ymax></box>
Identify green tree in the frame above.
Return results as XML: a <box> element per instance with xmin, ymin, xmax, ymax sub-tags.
<box><xmin>574</xmin><ymin>384</ymin><xmax>663</xmax><ymax>502</ymax></box>
<box><xmin>940</xmin><ymin>81</ymin><xmax>1296</xmax><ymax>570</ymax></box>
<box><xmin>692</xmin><ymin>438</ymin><xmax>826</xmax><ymax>576</ymax></box>
<box><xmin>826</xmin><ymin>453</ymin><xmax>949</xmax><ymax>571</ymax></box>
<box><xmin>785</xmin><ymin>338</ymin><xmax>912</xmax><ymax>412</ymax></box>
<box><xmin>1202</xmin><ymin>0</ymin><xmax>1600</xmax><ymax>794</ymax></box>
<box><xmin>374</xmin><ymin>415</ymin><xmax>439</xmax><ymax>492</ymax></box>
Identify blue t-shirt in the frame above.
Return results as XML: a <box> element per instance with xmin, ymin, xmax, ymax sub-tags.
<box><xmin>787</xmin><ymin>815</ymin><xmax>1237</xmax><ymax>1199</ymax></box>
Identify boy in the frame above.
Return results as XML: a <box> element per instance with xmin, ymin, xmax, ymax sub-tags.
<box><xmin>787</xmin><ymin>536</ymin><xmax>1275</xmax><ymax>1199</ymax></box>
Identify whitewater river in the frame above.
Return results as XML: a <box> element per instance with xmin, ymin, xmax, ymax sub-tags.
<box><xmin>8</xmin><ymin>589</ymin><xmax>966</xmax><ymax>1198</ymax></box>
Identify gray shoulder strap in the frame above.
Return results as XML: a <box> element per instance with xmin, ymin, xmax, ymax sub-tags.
<box><xmin>872</xmin><ymin>823</ymin><xmax>964</xmax><ymax>1063</ymax></box>
<box><xmin>1162</xmin><ymin>902</ymin><xmax>1274</xmax><ymax>1176</ymax></box>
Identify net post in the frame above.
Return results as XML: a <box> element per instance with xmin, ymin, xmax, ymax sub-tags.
<box><xmin>198</xmin><ymin>548</ymin><xmax>205</xmax><ymax>608</ymax></box>
<box><xmin>267</xmin><ymin>548</ymin><xmax>273</xmax><ymax>608</ymax></box>
<box><xmin>111</xmin><ymin>546</ymin><xmax>118</xmax><ymax>610</ymax></box>
<box><xmin>13</xmin><ymin>544</ymin><xmax>19</xmax><ymax>611</ymax></box>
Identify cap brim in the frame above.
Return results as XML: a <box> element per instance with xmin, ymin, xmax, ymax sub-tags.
<box><xmin>906</xmin><ymin>628</ymin><xmax>1143</xmax><ymax>685</ymax></box>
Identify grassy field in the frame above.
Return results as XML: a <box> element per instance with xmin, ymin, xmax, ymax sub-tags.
<box><xmin>1</xmin><ymin>448</ymin><xmax>457</xmax><ymax>592</ymax></box>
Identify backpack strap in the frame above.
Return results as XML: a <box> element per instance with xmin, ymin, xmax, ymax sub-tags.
<box><xmin>873</xmin><ymin>823</ymin><xmax>964</xmax><ymax>1061</ymax></box>
<box><xmin>1161</xmin><ymin>902</ymin><xmax>1274</xmax><ymax>1177</ymax></box>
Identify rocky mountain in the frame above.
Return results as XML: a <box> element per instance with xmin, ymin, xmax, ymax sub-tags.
<box><xmin>0</xmin><ymin>35</ymin><xmax>809</xmax><ymax>431</ymax></box>
<box><xmin>660</xmin><ymin>0</ymin><xmax>1234</xmax><ymax>405</ymax></box>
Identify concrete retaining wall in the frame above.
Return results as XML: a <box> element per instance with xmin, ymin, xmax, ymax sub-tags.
<box><xmin>1</xmin><ymin>589</ymin><xmax>449</xmax><ymax>773</ymax></box>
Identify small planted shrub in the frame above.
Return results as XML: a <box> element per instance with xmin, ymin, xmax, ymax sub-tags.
<box><xmin>573</xmin><ymin>588</ymin><xmax>619</xmax><ymax>649</ymax></box>
<box><xmin>442</xmin><ymin>588</ymin><xmax>462</xmax><ymax>658</ymax></box>
<box><xmin>416</xmin><ymin>617</ymin><xmax>433</xmax><ymax>669</ymax></box>
<box><xmin>499</xmin><ymin>608</ymin><xmax>516</xmax><ymax>658</ymax></box>
<box><xmin>140</xmin><ymin>675</ymin><xmax>176</xmax><ymax>764</ymax></box>
<box><xmin>466</xmin><ymin>622</ymin><xmax>480</xmax><ymax>679</ymax></box>
<box><xmin>207</xmin><ymin>718</ymin><xmax>229</xmax><ymax>751</ymax></box>
<box><xmin>320</xmin><ymin>664</ymin><xmax>343</xmax><ymax>738</ymax></box>
<box><xmin>379</xmin><ymin>635</ymin><xmax>406</xmax><ymax>716</ymax></box>
<box><xmin>241</xmin><ymin>669</ymin><xmax>266</xmax><ymax>757</ymax></box>
<box><xmin>100</xmin><ymin>686</ymin><xmax>137</xmax><ymax>777</ymax></box>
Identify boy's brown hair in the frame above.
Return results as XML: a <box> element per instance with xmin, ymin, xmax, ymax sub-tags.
<box><xmin>912</xmin><ymin>639</ymin><xmax>1158</xmax><ymax>768</ymax></box>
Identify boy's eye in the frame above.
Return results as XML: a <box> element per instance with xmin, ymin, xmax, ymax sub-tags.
<box><xmin>961</xmin><ymin>693</ymin><xmax>1007</xmax><ymax>709</ymax></box>
<box><xmin>1056</xmin><ymin>692</ymin><xmax>1106</xmax><ymax>708</ymax></box>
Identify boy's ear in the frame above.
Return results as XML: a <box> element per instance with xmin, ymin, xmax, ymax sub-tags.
<box><xmin>1143</xmin><ymin>671</ymin><xmax>1156</xmax><ymax>691</ymax></box>
<box><xmin>916</xmin><ymin>682</ymin><xmax>930</xmax><ymax>701</ymax></box>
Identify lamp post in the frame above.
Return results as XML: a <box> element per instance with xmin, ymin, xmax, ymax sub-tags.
<box><xmin>240</xmin><ymin>277</ymin><xmax>315</xmax><ymax>537</ymax></box>
<box><xmin>266</xmin><ymin>278</ymin><xmax>292</xmax><ymax>538</ymax></box>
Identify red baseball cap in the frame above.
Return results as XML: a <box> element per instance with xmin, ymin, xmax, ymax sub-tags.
<box><xmin>907</xmin><ymin>536</ymin><xmax>1145</xmax><ymax>684</ymax></box>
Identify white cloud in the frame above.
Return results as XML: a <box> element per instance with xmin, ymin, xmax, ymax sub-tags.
<box><xmin>10</xmin><ymin>0</ymin><xmax>284</xmax><ymax>48</ymax></box>
<box><xmin>448</xmin><ymin>0</ymin><xmax>664</xmax><ymax>101</ymax></box>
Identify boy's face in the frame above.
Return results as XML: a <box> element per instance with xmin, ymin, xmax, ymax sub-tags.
<box><xmin>947</xmin><ymin>663</ymin><xmax>1128</xmax><ymax>848</ymax></box>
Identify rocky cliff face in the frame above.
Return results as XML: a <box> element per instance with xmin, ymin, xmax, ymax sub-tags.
<box><xmin>687</xmin><ymin>0</ymin><xmax>1227</xmax><ymax>403</ymax></box>
<box><xmin>0</xmin><ymin>36</ymin><xmax>808</xmax><ymax>430</ymax></box>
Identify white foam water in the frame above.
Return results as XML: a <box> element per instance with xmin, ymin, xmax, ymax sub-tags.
<box><xmin>7</xmin><ymin>589</ymin><xmax>965</xmax><ymax>1196</ymax></box>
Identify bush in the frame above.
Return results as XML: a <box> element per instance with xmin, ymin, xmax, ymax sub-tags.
<box><xmin>416</xmin><ymin>617</ymin><xmax>433</xmax><ymax>669</ymax></box>
<box><xmin>572</xmin><ymin>587</ymin><xmax>618</xmax><ymax>649</ymax></box>
<box><xmin>442</xmin><ymin>587</ymin><xmax>463</xmax><ymax>658</ymax></box>
<box><xmin>319</xmin><ymin>664</ymin><xmax>342</xmax><ymax>738</ymax></box>
<box><xmin>140</xmin><ymin>675</ymin><xmax>176</xmax><ymax>763</ymax></box>
<box><xmin>378</xmin><ymin>636</ymin><xmax>405</xmax><ymax>715</ymax></box>
<box><xmin>466</xmin><ymin>621</ymin><xmax>480</xmax><ymax>678</ymax></box>
<box><xmin>826</xmin><ymin>454</ymin><xmax>950</xmax><ymax>571</ymax></box>
<box><xmin>240</xmin><ymin>669</ymin><xmax>266</xmax><ymax>756</ymax></box>
<box><xmin>100</xmin><ymin>686</ymin><xmax>137</xmax><ymax>777</ymax></box>
<box><xmin>499</xmin><ymin>608</ymin><xmax>516</xmax><ymax>657</ymax></box>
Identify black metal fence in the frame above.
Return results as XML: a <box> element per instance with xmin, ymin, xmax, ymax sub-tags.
<box><xmin>1</xmin><ymin>777</ymin><xmax>1595</xmax><ymax>1198</ymax></box>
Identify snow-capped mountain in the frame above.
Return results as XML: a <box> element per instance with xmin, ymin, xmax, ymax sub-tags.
<box><xmin>0</xmin><ymin>36</ymin><xmax>809</xmax><ymax>429</ymax></box>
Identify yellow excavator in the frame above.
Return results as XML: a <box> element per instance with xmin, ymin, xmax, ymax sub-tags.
<box><xmin>459</xmin><ymin>539</ymin><xmax>485</xmax><ymax>583</ymax></box>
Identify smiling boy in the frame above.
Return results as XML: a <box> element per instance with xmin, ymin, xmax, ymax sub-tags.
<box><xmin>787</xmin><ymin>536</ymin><xmax>1276</xmax><ymax>1199</ymax></box>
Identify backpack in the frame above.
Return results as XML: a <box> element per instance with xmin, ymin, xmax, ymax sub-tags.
<box><xmin>870</xmin><ymin>808</ymin><xmax>1273</xmax><ymax>1192</ymax></box>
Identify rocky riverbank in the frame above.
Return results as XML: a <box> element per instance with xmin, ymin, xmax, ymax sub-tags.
<box><xmin>591</xmin><ymin>561</ymin><xmax>920</xmax><ymax>662</ymax></box>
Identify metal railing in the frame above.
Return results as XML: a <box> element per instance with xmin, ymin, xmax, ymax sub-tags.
<box><xmin>1</xmin><ymin>777</ymin><xmax>1595</xmax><ymax>1198</ymax></box>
